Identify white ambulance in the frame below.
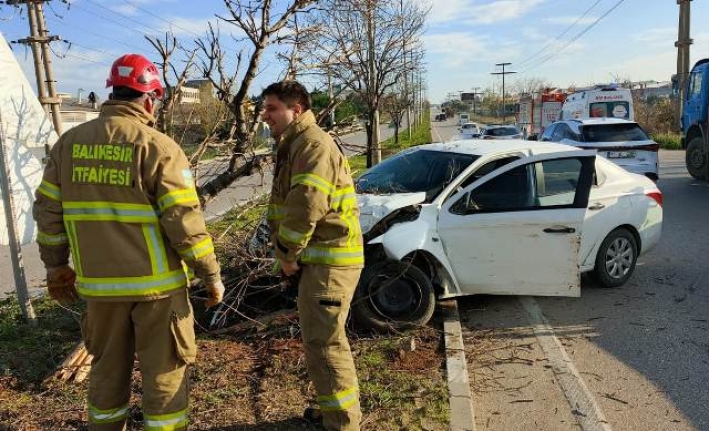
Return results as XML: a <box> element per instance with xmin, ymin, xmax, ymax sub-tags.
<box><xmin>560</xmin><ymin>86</ymin><xmax>634</xmax><ymax>122</ymax></box>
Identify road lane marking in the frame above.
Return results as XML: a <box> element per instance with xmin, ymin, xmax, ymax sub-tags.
<box><xmin>432</xmin><ymin>121</ymin><xmax>444</xmax><ymax>142</ymax></box>
<box><xmin>519</xmin><ymin>296</ymin><xmax>613</xmax><ymax>431</ymax></box>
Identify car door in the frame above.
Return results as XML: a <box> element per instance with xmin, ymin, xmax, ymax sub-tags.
<box><xmin>683</xmin><ymin>63</ymin><xmax>707</xmax><ymax>132</ymax></box>
<box><xmin>437</xmin><ymin>151</ymin><xmax>596</xmax><ymax>297</ymax></box>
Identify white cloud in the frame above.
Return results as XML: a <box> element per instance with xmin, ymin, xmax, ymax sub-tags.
<box><xmin>428</xmin><ymin>0</ymin><xmax>547</xmax><ymax>25</ymax></box>
<box><xmin>155</xmin><ymin>16</ymin><xmax>214</xmax><ymax>37</ymax></box>
<box><xmin>110</xmin><ymin>4</ymin><xmax>138</xmax><ymax>16</ymax></box>
<box><xmin>423</xmin><ymin>31</ymin><xmax>490</xmax><ymax>67</ymax></box>
<box><xmin>633</xmin><ymin>27</ymin><xmax>675</xmax><ymax>44</ymax></box>
<box><xmin>543</xmin><ymin>16</ymin><xmax>598</xmax><ymax>26</ymax></box>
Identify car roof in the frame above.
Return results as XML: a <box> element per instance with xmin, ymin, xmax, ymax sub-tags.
<box><xmin>412</xmin><ymin>139</ymin><xmax>575</xmax><ymax>157</ymax></box>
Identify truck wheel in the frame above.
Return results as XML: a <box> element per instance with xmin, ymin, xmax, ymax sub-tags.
<box><xmin>593</xmin><ymin>228</ymin><xmax>638</xmax><ymax>288</ymax></box>
<box><xmin>685</xmin><ymin>137</ymin><xmax>707</xmax><ymax>180</ymax></box>
<box><xmin>352</xmin><ymin>260</ymin><xmax>435</xmax><ymax>332</ymax></box>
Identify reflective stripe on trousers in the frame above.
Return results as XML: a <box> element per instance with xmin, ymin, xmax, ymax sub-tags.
<box><xmin>144</xmin><ymin>408</ymin><xmax>189</xmax><ymax>431</ymax></box>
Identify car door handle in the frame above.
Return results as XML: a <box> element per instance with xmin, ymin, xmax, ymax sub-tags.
<box><xmin>588</xmin><ymin>202</ymin><xmax>605</xmax><ymax>210</ymax></box>
<box><xmin>543</xmin><ymin>226</ymin><xmax>576</xmax><ymax>234</ymax></box>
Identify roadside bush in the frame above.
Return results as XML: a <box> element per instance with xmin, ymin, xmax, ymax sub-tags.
<box><xmin>652</xmin><ymin>132</ymin><xmax>682</xmax><ymax>150</ymax></box>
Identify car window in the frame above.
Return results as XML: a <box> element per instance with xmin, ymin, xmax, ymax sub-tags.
<box><xmin>356</xmin><ymin>150</ymin><xmax>479</xmax><ymax>201</ymax></box>
<box><xmin>450</xmin><ymin>157</ymin><xmax>589</xmax><ymax>214</ymax></box>
<box><xmin>590</xmin><ymin>101</ymin><xmax>630</xmax><ymax>119</ymax></box>
<box><xmin>457</xmin><ymin>156</ymin><xmax>520</xmax><ymax>190</ymax></box>
<box><xmin>534</xmin><ymin>159</ymin><xmax>582</xmax><ymax>207</ymax></box>
<box><xmin>689</xmin><ymin>71</ymin><xmax>703</xmax><ymax>97</ymax></box>
<box><xmin>581</xmin><ymin>123</ymin><xmax>649</xmax><ymax>142</ymax></box>
<box><xmin>540</xmin><ymin>124</ymin><xmax>556</xmax><ymax>141</ymax></box>
<box><xmin>450</xmin><ymin>164</ymin><xmax>533</xmax><ymax>214</ymax></box>
<box><xmin>551</xmin><ymin>124</ymin><xmax>568</xmax><ymax>141</ymax></box>
<box><xmin>486</xmin><ymin>127</ymin><xmax>519</xmax><ymax>136</ymax></box>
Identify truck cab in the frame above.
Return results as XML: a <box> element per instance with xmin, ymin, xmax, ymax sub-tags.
<box><xmin>682</xmin><ymin>59</ymin><xmax>709</xmax><ymax>180</ymax></box>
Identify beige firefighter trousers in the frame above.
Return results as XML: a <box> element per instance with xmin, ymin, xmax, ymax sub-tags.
<box><xmin>298</xmin><ymin>264</ymin><xmax>362</xmax><ymax>431</ymax></box>
<box><xmin>81</xmin><ymin>290</ymin><xmax>196</xmax><ymax>431</ymax></box>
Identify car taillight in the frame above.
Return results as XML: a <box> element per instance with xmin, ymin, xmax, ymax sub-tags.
<box><xmin>645</xmin><ymin>191</ymin><xmax>663</xmax><ymax>207</ymax></box>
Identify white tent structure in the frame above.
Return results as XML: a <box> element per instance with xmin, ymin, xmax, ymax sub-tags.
<box><xmin>0</xmin><ymin>31</ymin><xmax>57</xmax><ymax>246</ymax></box>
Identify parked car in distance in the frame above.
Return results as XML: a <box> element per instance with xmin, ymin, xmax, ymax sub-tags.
<box><xmin>459</xmin><ymin>113</ymin><xmax>470</xmax><ymax>125</ymax></box>
<box><xmin>479</xmin><ymin>124</ymin><xmax>523</xmax><ymax>140</ymax></box>
<box><xmin>434</xmin><ymin>113</ymin><xmax>447</xmax><ymax>121</ymax></box>
<box><xmin>459</xmin><ymin>122</ymin><xmax>481</xmax><ymax>138</ymax></box>
<box><xmin>354</xmin><ymin>139</ymin><xmax>663</xmax><ymax>331</ymax></box>
<box><xmin>540</xmin><ymin>118</ymin><xmax>659</xmax><ymax>181</ymax></box>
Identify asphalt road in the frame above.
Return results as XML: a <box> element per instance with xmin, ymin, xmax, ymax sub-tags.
<box><xmin>430</xmin><ymin>116</ymin><xmax>709</xmax><ymax>431</ymax></box>
<box><xmin>0</xmin><ymin>120</ymin><xmax>405</xmax><ymax>298</ymax></box>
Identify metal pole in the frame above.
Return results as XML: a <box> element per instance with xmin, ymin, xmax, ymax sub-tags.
<box><xmin>0</xmin><ymin>111</ymin><xmax>37</xmax><ymax>325</ymax></box>
<box><xmin>25</xmin><ymin>1</ymin><xmax>48</xmax><ymax>115</ymax></box>
<box><xmin>34</xmin><ymin>1</ymin><xmax>63</xmax><ymax>136</ymax></box>
<box><xmin>675</xmin><ymin>0</ymin><xmax>693</xmax><ymax>123</ymax></box>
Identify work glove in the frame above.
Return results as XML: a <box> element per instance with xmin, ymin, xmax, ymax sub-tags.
<box><xmin>46</xmin><ymin>265</ymin><xmax>78</xmax><ymax>304</ymax></box>
<box><xmin>205</xmin><ymin>280</ymin><xmax>225</xmax><ymax>309</ymax></box>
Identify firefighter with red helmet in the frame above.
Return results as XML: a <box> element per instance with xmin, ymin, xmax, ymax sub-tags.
<box><xmin>33</xmin><ymin>53</ymin><xmax>224</xmax><ymax>431</ymax></box>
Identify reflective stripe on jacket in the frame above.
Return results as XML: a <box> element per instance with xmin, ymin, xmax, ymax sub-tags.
<box><xmin>33</xmin><ymin>101</ymin><xmax>220</xmax><ymax>301</ymax></box>
<box><xmin>268</xmin><ymin>110</ymin><xmax>363</xmax><ymax>267</ymax></box>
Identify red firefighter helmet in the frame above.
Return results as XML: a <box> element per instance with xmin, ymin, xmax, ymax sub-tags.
<box><xmin>105</xmin><ymin>54</ymin><xmax>164</xmax><ymax>99</ymax></box>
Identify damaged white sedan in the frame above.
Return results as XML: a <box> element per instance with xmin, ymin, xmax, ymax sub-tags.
<box><xmin>353</xmin><ymin>140</ymin><xmax>663</xmax><ymax>331</ymax></box>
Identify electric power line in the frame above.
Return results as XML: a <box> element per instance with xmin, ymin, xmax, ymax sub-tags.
<box><xmin>120</xmin><ymin>0</ymin><xmax>202</xmax><ymax>39</ymax></box>
<box><xmin>47</xmin><ymin>16</ymin><xmax>147</xmax><ymax>52</ymax></box>
<box><xmin>520</xmin><ymin>0</ymin><xmax>627</xmax><ymax>74</ymax></box>
<box><xmin>515</xmin><ymin>0</ymin><xmax>603</xmax><ymax>68</ymax></box>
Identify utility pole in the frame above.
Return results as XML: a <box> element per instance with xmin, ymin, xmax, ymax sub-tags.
<box><xmin>0</xmin><ymin>111</ymin><xmax>37</xmax><ymax>326</ymax></box>
<box><xmin>675</xmin><ymin>0</ymin><xmax>693</xmax><ymax>123</ymax></box>
<box><xmin>366</xmin><ymin>0</ymin><xmax>381</xmax><ymax>166</ymax></box>
<box><xmin>491</xmin><ymin>62</ymin><xmax>516</xmax><ymax>123</ymax></box>
<box><xmin>8</xmin><ymin>0</ymin><xmax>63</xmax><ymax>137</ymax></box>
<box><xmin>400</xmin><ymin>0</ymin><xmax>411</xmax><ymax>140</ymax></box>
<box><xmin>470</xmin><ymin>87</ymin><xmax>481</xmax><ymax>117</ymax></box>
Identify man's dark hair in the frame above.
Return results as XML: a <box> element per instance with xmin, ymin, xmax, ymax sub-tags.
<box><xmin>111</xmin><ymin>86</ymin><xmax>147</xmax><ymax>102</ymax></box>
<box><xmin>261</xmin><ymin>81</ymin><xmax>312</xmax><ymax>111</ymax></box>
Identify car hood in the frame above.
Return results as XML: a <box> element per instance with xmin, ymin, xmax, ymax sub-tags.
<box><xmin>356</xmin><ymin>192</ymin><xmax>427</xmax><ymax>233</ymax></box>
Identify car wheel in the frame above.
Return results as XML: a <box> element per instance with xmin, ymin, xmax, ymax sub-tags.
<box><xmin>593</xmin><ymin>228</ymin><xmax>638</xmax><ymax>288</ymax></box>
<box><xmin>352</xmin><ymin>260</ymin><xmax>435</xmax><ymax>332</ymax></box>
<box><xmin>685</xmin><ymin>136</ymin><xmax>707</xmax><ymax>180</ymax></box>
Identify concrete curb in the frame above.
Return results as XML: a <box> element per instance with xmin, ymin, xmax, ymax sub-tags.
<box><xmin>440</xmin><ymin>300</ymin><xmax>476</xmax><ymax>431</ymax></box>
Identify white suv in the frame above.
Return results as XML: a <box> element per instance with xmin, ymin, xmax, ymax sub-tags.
<box><xmin>539</xmin><ymin>118</ymin><xmax>659</xmax><ymax>181</ymax></box>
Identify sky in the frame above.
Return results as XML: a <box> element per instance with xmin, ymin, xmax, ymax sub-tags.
<box><xmin>1</xmin><ymin>0</ymin><xmax>708</xmax><ymax>104</ymax></box>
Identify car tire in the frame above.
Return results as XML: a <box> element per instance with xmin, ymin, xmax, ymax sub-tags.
<box><xmin>593</xmin><ymin>228</ymin><xmax>638</xmax><ymax>288</ymax></box>
<box><xmin>685</xmin><ymin>136</ymin><xmax>707</xmax><ymax>180</ymax></box>
<box><xmin>352</xmin><ymin>260</ymin><xmax>435</xmax><ymax>332</ymax></box>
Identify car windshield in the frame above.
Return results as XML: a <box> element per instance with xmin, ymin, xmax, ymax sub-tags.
<box><xmin>356</xmin><ymin>149</ymin><xmax>478</xmax><ymax>200</ymax></box>
<box><xmin>486</xmin><ymin>127</ymin><xmax>519</xmax><ymax>136</ymax></box>
<box><xmin>582</xmin><ymin>123</ymin><xmax>649</xmax><ymax>142</ymax></box>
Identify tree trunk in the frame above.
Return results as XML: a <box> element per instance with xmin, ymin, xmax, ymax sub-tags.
<box><xmin>372</xmin><ymin>108</ymin><xmax>381</xmax><ymax>165</ymax></box>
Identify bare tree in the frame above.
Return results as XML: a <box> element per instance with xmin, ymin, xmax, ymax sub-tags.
<box><xmin>380</xmin><ymin>87</ymin><xmax>408</xmax><ymax>146</ymax></box>
<box><xmin>303</xmin><ymin>0</ymin><xmax>427</xmax><ymax>166</ymax></box>
<box><xmin>146</xmin><ymin>33</ymin><xmax>198</xmax><ymax>137</ymax></box>
<box><xmin>512</xmin><ymin>76</ymin><xmax>553</xmax><ymax>95</ymax></box>
<box><xmin>191</xmin><ymin>0</ymin><xmax>317</xmax><ymax>205</ymax></box>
